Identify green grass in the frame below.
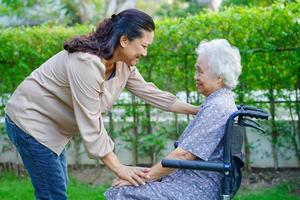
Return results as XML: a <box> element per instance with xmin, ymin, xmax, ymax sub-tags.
<box><xmin>234</xmin><ymin>182</ymin><xmax>300</xmax><ymax>200</ymax></box>
<box><xmin>1</xmin><ymin>172</ymin><xmax>299</xmax><ymax>200</ymax></box>
<box><xmin>0</xmin><ymin>172</ymin><xmax>109</xmax><ymax>200</ymax></box>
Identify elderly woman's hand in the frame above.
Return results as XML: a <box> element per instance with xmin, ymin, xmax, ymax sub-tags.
<box><xmin>112</xmin><ymin>178</ymin><xmax>132</xmax><ymax>187</ymax></box>
<box><xmin>114</xmin><ymin>165</ymin><xmax>150</xmax><ymax>187</ymax></box>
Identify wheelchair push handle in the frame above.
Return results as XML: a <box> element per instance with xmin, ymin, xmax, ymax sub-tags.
<box><xmin>240</xmin><ymin>110</ymin><xmax>268</xmax><ymax>120</ymax></box>
<box><xmin>237</xmin><ymin>105</ymin><xmax>268</xmax><ymax>114</ymax></box>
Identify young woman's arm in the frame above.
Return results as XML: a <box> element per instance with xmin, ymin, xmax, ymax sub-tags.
<box><xmin>112</xmin><ymin>148</ymin><xmax>196</xmax><ymax>187</ymax></box>
<box><xmin>169</xmin><ymin>101</ymin><xmax>199</xmax><ymax>115</ymax></box>
<box><xmin>126</xmin><ymin>67</ymin><xmax>200</xmax><ymax>115</ymax></box>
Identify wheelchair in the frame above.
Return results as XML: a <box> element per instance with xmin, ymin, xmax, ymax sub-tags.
<box><xmin>162</xmin><ymin>105</ymin><xmax>269</xmax><ymax>200</ymax></box>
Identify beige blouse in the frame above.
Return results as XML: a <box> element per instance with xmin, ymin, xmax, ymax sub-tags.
<box><xmin>5</xmin><ymin>50</ymin><xmax>180</xmax><ymax>159</ymax></box>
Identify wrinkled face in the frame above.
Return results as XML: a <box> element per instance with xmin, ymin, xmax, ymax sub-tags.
<box><xmin>119</xmin><ymin>30</ymin><xmax>154</xmax><ymax>66</ymax></box>
<box><xmin>194</xmin><ymin>56</ymin><xmax>223</xmax><ymax>97</ymax></box>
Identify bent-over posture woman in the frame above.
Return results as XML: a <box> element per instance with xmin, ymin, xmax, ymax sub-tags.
<box><xmin>4</xmin><ymin>9</ymin><xmax>199</xmax><ymax>200</ymax></box>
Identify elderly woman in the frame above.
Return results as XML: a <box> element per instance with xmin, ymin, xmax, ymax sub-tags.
<box><xmin>105</xmin><ymin>39</ymin><xmax>242</xmax><ymax>200</ymax></box>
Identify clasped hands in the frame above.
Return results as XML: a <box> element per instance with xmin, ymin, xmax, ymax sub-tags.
<box><xmin>113</xmin><ymin>165</ymin><xmax>152</xmax><ymax>188</ymax></box>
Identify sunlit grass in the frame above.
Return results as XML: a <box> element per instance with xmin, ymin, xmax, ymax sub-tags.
<box><xmin>1</xmin><ymin>172</ymin><xmax>299</xmax><ymax>200</ymax></box>
<box><xmin>234</xmin><ymin>182</ymin><xmax>300</xmax><ymax>200</ymax></box>
<box><xmin>0</xmin><ymin>172</ymin><xmax>109</xmax><ymax>200</ymax></box>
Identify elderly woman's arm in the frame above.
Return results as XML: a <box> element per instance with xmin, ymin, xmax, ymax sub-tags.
<box><xmin>146</xmin><ymin>147</ymin><xmax>196</xmax><ymax>181</ymax></box>
<box><xmin>112</xmin><ymin>148</ymin><xmax>195</xmax><ymax>187</ymax></box>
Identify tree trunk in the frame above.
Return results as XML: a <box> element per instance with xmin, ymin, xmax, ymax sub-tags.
<box><xmin>269</xmin><ymin>88</ymin><xmax>278</xmax><ymax>169</ymax></box>
<box><xmin>145</xmin><ymin>103</ymin><xmax>154</xmax><ymax>164</ymax></box>
<box><xmin>146</xmin><ymin>64</ymin><xmax>154</xmax><ymax>164</ymax></box>
<box><xmin>109</xmin><ymin>111</ymin><xmax>114</xmax><ymax>139</ymax></box>
<box><xmin>174</xmin><ymin>113</ymin><xmax>178</xmax><ymax>137</ymax></box>
<box><xmin>73</xmin><ymin>136</ymin><xmax>82</xmax><ymax>169</ymax></box>
<box><xmin>238</xmin><ymin>83</ymin><xmax>251</xmax><ymax>172</ymax></box>
<box><xmin>297</xmin><ymin>76</ymin><xmax>300</xmax><ymax>147</ymax></box>
<box><xmin>295</xmin><ymin>76</ymin><xmax>300</xmax><ymax>165</ymax></box>
<box><xmin>184</xmin><ymin>54</ymin><xmax>190</xmax><ymax>121</ymax></box>
<box><xmin>132</xmin><ymin>95</ymin><xmax>139</xmax><ymax>165</ymax></box>
<box><xmin>287</xmin><ymin>97</ymin><xmax>300</xmax><ymax>165</ymax></box>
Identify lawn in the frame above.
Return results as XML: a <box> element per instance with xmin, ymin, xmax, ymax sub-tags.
<box><xmin>234</xmin><ymin>183</ymin><xmax>300</xmax><ymax>200</ymax></box>
<box><xmin>0</xmin><ymin>172</ymin><xmax>299</xmax><ymax>200</ymax></box>
<box><xmin>0</xmin><ymin>172</ymin><xmax>108</xmax><ymax>200</ymax></box>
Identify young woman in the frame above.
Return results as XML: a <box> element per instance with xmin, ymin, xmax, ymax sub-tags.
<box><xmin>4</xmin><ymin>9</ymin><xmax>199</xmax><ymax>200</ymax></box>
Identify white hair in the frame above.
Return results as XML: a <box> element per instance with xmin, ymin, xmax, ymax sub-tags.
<box><xmin>195</xmin><ymin>39</ymin><xmax>242</xmax><ymax>89</ymax></box>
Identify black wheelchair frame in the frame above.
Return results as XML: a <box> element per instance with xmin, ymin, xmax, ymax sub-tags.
<box><xmin>162</xmin><ymin>105</ymin><xmax>269</xmax><ymax>200</ymax></box>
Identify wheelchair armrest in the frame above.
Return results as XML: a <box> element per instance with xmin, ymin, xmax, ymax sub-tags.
<box><xmin>161</xmin><ymin>159</ymin><xmax>226</xmax><ymax>172</ymax></box>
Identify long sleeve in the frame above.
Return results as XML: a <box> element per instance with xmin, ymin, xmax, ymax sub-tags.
<box><xmin>67</xmin><ymin>53</ymin><xmax>114</xmax><ymax>159</ymax></box>
<box><xmin>125</xmin><ymin>67</ymin><xmax>178</xmax><ymax>111</ymax></box>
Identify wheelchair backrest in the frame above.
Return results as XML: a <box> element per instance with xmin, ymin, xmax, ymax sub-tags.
<box><xmin>230</xmin><ymin>123</ymin><xmax>245</xmax><ymax>161</ymax></box>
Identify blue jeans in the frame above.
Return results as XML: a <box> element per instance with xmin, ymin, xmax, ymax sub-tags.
<box><xmin>4</xmin><ymin>114</ymin><xmax>68</xmax><ymax>200</ymax></box>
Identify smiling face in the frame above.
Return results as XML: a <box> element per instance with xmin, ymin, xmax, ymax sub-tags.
<box><xmin>194</xmin><ymin>56</ymin><xmax>224</xmax><ymax>97</ymax></box>
<box><xmin>118</xmin><ymin>30</ymin><xmax>154</xmax><ymax>66</ymax></box>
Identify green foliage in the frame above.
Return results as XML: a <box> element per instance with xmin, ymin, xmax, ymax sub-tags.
<box><xmin>0</xmin><ymin>2</ymin><xmax>299</xmax><ymax>165</ymax></box>
<box><xmin>223</xmin><ymin>0</ymin><xmax>277</xmax><ymax>7</ymax></box>
<box><xmin>141</xmin><ymin>1</ymin><xmax>300</xmax><ymax>98</ymax></box>
<box><xmin>0</xmin><ymin>0</ymin><xmax>105</xmax><ymax>27</ymax></box>
<box><xmin>155</xmin><ymin>0</ymin><xmax>204</xmax><ymax>18</ymax></box>
<box><xmin>0</xmin><ymin>123</ymin><xmax>11</xmax><ymax>156</ymax></box>
<box><xmin>117</xmin><ymin>99</ymin><xmax>167</xmax><ymax>165</ymax></box>
<box><xmin>155</xmin><ymin>0</ymin><xmax>294</xmax><ymax>18</ymax></box>
<box><xmin>0</xmin><ymin>24</ymin><xmax>90</xmax><ymax>113</ymax></box>
<box><xmin>1</xmin><ymin>2</ymin><xmax>299</xmax><ymax>96</ymax></box>
<box><xmin>60</xmin><ymin>0</ymin><xmax>105</xmax><ymax>25</ymax></box>
<box><xmin>0</xmin><ymin>0</ymin><xmax>40</xmax><ymax>16</ymax></box>
<box><xmin>139</xmin><ymin>127</ymin><xmax>168</xmax><ymax>163</ymax></box>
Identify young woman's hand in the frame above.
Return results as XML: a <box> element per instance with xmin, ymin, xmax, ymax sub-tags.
<box><xmin>101</xmin><ymin>152</ymin><xmax>150</xmax><ymax>186</ymax></box>
<box><xmin>114</xmin><ymin>165</ymin><xmax>150</xmax><ymax>187</ymax></box>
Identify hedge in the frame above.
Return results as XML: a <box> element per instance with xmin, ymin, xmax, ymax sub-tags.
<box><xmin>0</xmin><ymin>2</ymin><xmax>299</xmax><ymax>101</ymax></box>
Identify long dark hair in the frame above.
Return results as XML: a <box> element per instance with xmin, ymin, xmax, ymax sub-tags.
<box><xmin>64</xmin><ymin>9</ymin><xmax>155</xmax><ymax>59</ymax></box>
